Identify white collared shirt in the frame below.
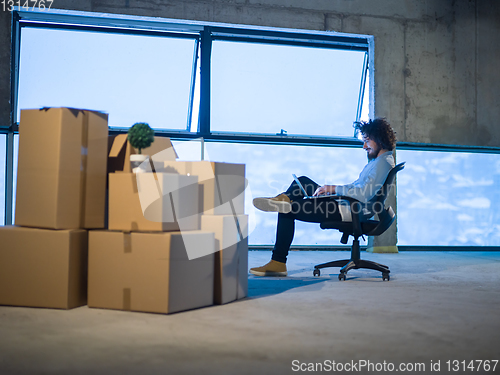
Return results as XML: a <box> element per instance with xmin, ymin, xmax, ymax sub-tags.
<box><xmin>334</xmin><ymin>151</ymin><xmax>395</xmax><ymax>221</ymax></box>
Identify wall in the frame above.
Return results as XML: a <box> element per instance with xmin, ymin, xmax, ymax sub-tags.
<box><xmin>1</xmin><ymin>0</ymin><xmax>499</xmax><ymax>146</ymax></box>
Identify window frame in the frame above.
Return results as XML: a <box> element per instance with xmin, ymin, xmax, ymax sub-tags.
<box><xmin>10</xmin><ymin>8</ymin><xmax>372</xmax><ymax>140</ymax></box>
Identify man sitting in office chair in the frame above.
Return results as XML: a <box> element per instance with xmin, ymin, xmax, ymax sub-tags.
<box><xmin>250</xmin><ymin>118</ymin><xmax>397</xmax><ymax>277</ymax></box>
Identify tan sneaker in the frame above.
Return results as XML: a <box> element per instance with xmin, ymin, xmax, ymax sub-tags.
<box><xmin>253</xmin><ymin>194</ymin><xmax>292</xmax><ymax>214</ymax></box>
<box><xmin>249</xmin><ymin>260</ymin><xmax>287</xmax><ymax>277</ymax></box>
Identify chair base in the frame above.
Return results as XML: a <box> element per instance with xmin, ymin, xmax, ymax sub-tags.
<box><xmin>313</xmin><ymin>259</ymin><xmax>390</xmax><ymax>281</ymax></box>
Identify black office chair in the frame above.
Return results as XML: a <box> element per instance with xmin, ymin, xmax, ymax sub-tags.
<box><xmin>313</xmin><ymin>162</ymin><xmax>406</xmax><ymax>281</ymax></box>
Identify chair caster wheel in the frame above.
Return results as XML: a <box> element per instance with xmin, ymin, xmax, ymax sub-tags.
<box><xmin>338</xmin><ymin>273</ymin><xmax>346</xmax><ymax>281</ymax></box>
<box><xmin>382</xmin><ymin>272</ymin><xmax>390</xmax><ymax>281</ymax></box>
<box><xmin>313</xmin><ymin>269</ymin><xmax>320</xmax><ymax>277</ymax></box>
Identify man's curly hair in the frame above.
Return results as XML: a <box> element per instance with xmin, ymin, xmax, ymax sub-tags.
<box><xmin>355</xmin><ymin>118</ymin><xmax>396</xmax><ymax>151</ymax></box>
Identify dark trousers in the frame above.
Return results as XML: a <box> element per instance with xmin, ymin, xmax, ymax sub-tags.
<box><xmin>271</xmin><ymin>176</ymin><xmax>342</xmax><ymax>264</ymax></box>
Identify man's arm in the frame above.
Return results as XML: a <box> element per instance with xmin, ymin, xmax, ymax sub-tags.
<box><xmin>313</xmin><ymin>152</ymin><xmax>395</xmax><ymax>201</ymax></box>
<box><xmin>313</xmin><ymin>185</ymin><xmax>336</xmax><ymax>196</ymax></box>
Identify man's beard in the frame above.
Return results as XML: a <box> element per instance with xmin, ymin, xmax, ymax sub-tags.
<box><xmin>367</xmin><ymin>145</ymin><xmax>380</xmax><ymax>161</ymax></box>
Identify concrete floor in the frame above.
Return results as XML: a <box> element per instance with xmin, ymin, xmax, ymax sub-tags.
<box><xmin>1</xmin><ymin>250</ymin><xmax>499</xmax><ymax>375</ymax></box>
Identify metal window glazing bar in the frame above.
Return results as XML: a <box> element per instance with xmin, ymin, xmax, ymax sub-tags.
<box><xmin>355</xmin><ymin>52</ymin><xmax>368</xmax><ymax>124</ymax></box>
<box><xmin>5</xmin><ymin>132</ymin><xmax>14</xmax><ymax>225</ymax></box>
<box><xmin>15</xmin><ymin>8</ymin><xmax>205</xmax><ymax>34</ymax></box>
<box><xmin>199</xmin><ymin>27</ymin><xmax>211</xmax><ymax>136</ymax></box>
<box><xmin>19</xmin><ymin>21</ymin><xmax>199</xmax><ymax>40</ymax></box>
<box><xmin>249</xmin><ymin>245</ymin><xmax>500</xmax><ymax>251</ymax></box>
<box><xmin>210</xmin><ymin>34</ymin><xmax>367</xmax><ymax>52</ymax></box>
<box><xmin>187</xmin><ymin>38</ymin><xmax>200</xmax><ymax>131</ymax></box>
<box><xmin>210</xmin><ymin>27</ymin><xmax>369</xmax><ymax>48</ymax></box>
<box><xmin>1</xmin><ymin>134</ymin><xmax>5</xmax><ymax>225</ymax></box>
<box><xmin>107</xmin><ymin>127</ymin><xmax>500</xmax><ymax>153</ymax></box>
<box><xmin>395</xmin><ymin>142</ymin><xmax>500</xmax><ymax>154</ymax></box>
<box><xmin>11</xmin><ymin>11</ymin><xmax>21</xmax><ymax>128</ymax></box>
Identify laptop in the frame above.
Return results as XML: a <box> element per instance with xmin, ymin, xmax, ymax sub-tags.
<box><xmin>292</xmin><ymin>174</ymin><xmax>331</xmax><ymax>199</ymax></box>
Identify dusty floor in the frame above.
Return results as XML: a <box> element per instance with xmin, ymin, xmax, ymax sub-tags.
<box><xmin>1</xmin><ymin>250</ymin><xmax>499</xmax><ymax>375</ymax></box>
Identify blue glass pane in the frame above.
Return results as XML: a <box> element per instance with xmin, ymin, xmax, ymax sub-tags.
<box><xmin>18</xmin><ymin>28</ymin><xmax>196</xmax><ymax>130</ymax></box>
<box><xmin>211</xmin><ymin>41</ymin><xmax>365</xmax><ymax>137</ymax></box>
<box><xmin>0</xmin><ymin>135</ymin><xmax>5</xmax><ymax>225</ymax></box>
<box><xmin>204</xmin><ymin>142</ymin><xmax>369</xmax><ymax>246</ymax></box>
<box><xmin>397</xmin><ymin>150</ymin><xmax>500</xmax><ymax>246</ymax></box>
<box><xmin>171</xmin><ymin>139</ymin><xmax>203</xmax><ymax>161</ymax></box>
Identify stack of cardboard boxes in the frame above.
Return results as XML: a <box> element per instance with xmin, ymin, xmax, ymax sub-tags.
<box><xmin>88</xmin><ymin>136</ymin><xmax>248</xmax><ymax>313</ymax></box>
<box><xmin>0</xmin><ymin>107</ymin><xmax>248</xmax><ymax>314</ymax></box>
<box><xmin>0</xmin><ymin>107</ymin><xmax>109</xmax><ymax>309</ymax></box>
<box><xmin>160</xmin><ymin>160</ymin><xmax>248</xmax><ymax>305</ymax></box>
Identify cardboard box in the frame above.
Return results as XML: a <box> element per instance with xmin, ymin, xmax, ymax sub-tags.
<box><xmin>161</xmin><ymin>161</ymin><xmax>246</xmax><ymax>215</ymax></box>
<box><xmin>108</xmin><ymin>134</ymin><xmax>177</xmax><ymax>174</ymax></box>
<box><xmin>0</xmin><ymin>226</ymin><xmax>88</xmax><ymax>309</ymax></box>
<box><xmin>88</xmin><ymin>230</ymin><xmax>215</xmax><ymax>314</ymax></box>
<box><xmin>201</xmin><ymin>215</ymin><xmax>248</xmax><ymax>304</ymax></box>
<box><xmin>15</xmin><ymin>107</ymin><xmax>109</xmax><ymax>229</ymax></box>
<box><xmin>108</xmin><ymin>173</ymin><xmax>200</xmax><ymax>232</ymax></box>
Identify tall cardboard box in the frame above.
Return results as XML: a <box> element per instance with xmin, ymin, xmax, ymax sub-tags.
<box><xmin>201</xmin><ymin>215</ymin><xmax>248</xmax><ymax>304</ymax></box>
<box><xmin>108</xmin><ymin>173</ymin><xmax>200</xmax><ymax>232</ymax></box>
<box><xmin>15</xmin><ymin>107</ymin><xmax>109</xmax><ymax>229</ymax></box>
<box><xmin>161</xmin><ymin>161</ymin><xmax>246</xmax><ymax>215</ymax></box>
<box><xmin>88</xmin><ymin>230</ymin><xmax>215</xmax><ymax>314</ymax></box>
<box><xmin>0</xmin><ymin>226</ymin><xmax>88</xmax><ymax>309</ymax></box>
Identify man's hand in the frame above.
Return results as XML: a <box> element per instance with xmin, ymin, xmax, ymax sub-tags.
<box><xmin>313</xmin><ymin>185</ymin><xmax>336</xmax><ymax>196</ymax></box>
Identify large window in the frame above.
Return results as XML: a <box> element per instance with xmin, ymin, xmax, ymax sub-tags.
<box><xmin>211</xmin><ymin>41</ymin><xmax>366</xmax><ymax>137</ymax></box>
<box><xmin>397</xmin><ymin>150</ymin><xmax>500</xmax><ymax>246</ymax></box>
<box><xmin>18</xmin><ymin>28</ymin><xmax>198</xmax><ymax>129</ymax></box>
<box><xmin>14</xmin><ymin>9</ymin><xmax>369</xmax><ymax>137</ymax></box>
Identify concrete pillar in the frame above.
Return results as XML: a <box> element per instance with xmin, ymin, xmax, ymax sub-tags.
<box><xmin>366</xmin><ymin>186</ymin><xmax>398</xmax><ymax>253</ymax></box>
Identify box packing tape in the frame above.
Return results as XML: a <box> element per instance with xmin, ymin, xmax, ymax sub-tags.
<box><xmin>123</xmin><ymin>234</ymin><xmax>132</xmax><ymax>310</ymax></box>
<box><xmin>132</xmin><ymin>174</ymin><xmax>138</xmax><ymax>194</ymax></box>
<box><xmin>123</xmin><ymin>233</ymin><xmax>132</xmax><ymax>254</ymax></box>
<box><xmin>79</xmin><ymin>111</ymin><xmax>89</xmax><ymax>227</ymax></box>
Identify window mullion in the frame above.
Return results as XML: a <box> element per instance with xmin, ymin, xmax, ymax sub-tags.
<box><xmin>11</xmin><ymin>12</ymin><xmax>21</xmax><ymax>126</ymax></box>
<box><xmin>5</xmin><ymin>132</ymin><xmax>14</xmax><ymax>225</ymax></box>
<box><xmin>198</xmin><ymin>27</ymin><xmax>212</xmax><ymax>136</ymax></box>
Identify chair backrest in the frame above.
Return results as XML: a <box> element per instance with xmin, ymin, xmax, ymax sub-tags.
<box><xmin>320</xmin><ymin>162</ymin><xmax>406</xmax><ymax>238</ymax></box>
<box><xmin>367</xmin><ymin>162</ymin><xmax>406</xmax><ymax>208</ymax></box>
<box><xmin>362</xmin><ymin>162</ymin><xmax>405</xmax><ymax>236</ymax></box>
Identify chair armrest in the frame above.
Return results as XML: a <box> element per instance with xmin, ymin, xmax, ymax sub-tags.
<box><xmin>320</xmin><ymin>195</ymin><xmax>363</xmax><ymax>238</ymax></box>
<box><xmin>318</xmin><ymin>194</ymin><xmax>360</xmax><ymax>205</ymax></box>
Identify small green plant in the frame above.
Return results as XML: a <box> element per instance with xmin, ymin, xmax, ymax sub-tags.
<box><xmin>127</xmin><ymin>122</ymin><xmax>155</xmax><ymax>154</ymax></box>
